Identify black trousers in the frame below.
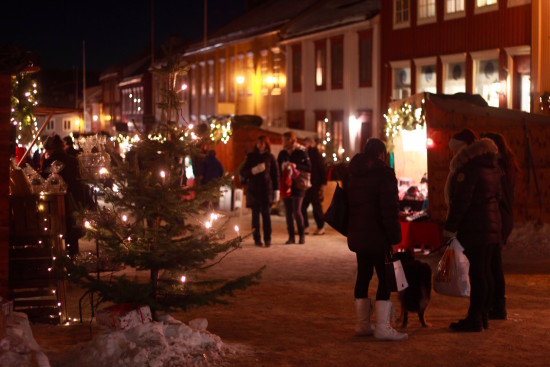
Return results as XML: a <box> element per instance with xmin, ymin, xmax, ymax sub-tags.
<box><xmin>283</xmin><ymin>196</ymin><xmax>304</xmax><ymax>238</ymax></box>
<box><xmin>251</xmin><ymin>204</ymin><xmax>272</xmax><ymax>244</ymax></box>
<box><xmin>464</xmin><ymin>244</ymin><xmax>496</xmax><ymax>319</ymax></box>
<box><xmin>301</xmin><ymin>189</ymin><xmax>324</xmax><ymax>230</ymax></box>
<box><xmin>354</xmin><ymin>251</ymin><xmax>390</xmax><ymax>301</ymax></box>
<box><xmin>491</xmin><ymin>244</ymin><xmax>506</xmax><ymax>304</ymax></box>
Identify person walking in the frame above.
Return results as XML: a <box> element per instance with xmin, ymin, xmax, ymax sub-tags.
<box><xmin>444</xmin><ymin>128</ymin><xmax>502</xmax><ymax>332</ymax></box>
<box><xmin>301</xmin><ymin>136</ymin><xmax>327</xmax><ymax>235</ymax></box>
<box><xmin>199</xmin><ymin>149</ymin><xmax>224</xmax><ymax>185</ymax></box>
<box><xmin>347</xmin><ymin>138</ymin><xmax>407</xmax><ymax>341</ymax></box>
<box><xmin>277</xmin><ymin>131</ymin><xmax>311</xmax><ymax>245</ymax></box>
<box><xmin>240</xmin><ymin>135</ymin><xmax>280</xmax><ymax>247</ymax></box>
<box><xmin>481</xmin><ymin>132</ymin><xmax>518</xmax><ymax>320</ymax></box>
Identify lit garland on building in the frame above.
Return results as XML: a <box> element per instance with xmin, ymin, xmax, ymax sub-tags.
<box><xmin>383</xmin><ymin>99</ymin><xmax>426</xmax><ymax>152</ymax></box>
<box><xmin>11</xmin><ymin>72</ymin><xmax>39</xmax><ymax>147</ymax></box>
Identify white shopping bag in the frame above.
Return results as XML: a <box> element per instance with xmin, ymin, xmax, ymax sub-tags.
<box><xmin>434</xmin><ymin>237</ymin><xmax>470</xmax><ymax>297</ymax></box>
<box><xmin>386</xmin><ymin>259</ymin><xmax>409</xmax><ymax>292</ymax></box>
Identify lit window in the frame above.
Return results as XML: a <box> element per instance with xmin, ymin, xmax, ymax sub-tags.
<box><xmin>219</xmin><ymin>59</ymin><xmax>226</xmax><ymax>102</ymax></box>
<box><xmin>446</xmin><ymin>0</ymin><xmax>464</xmax><ymax>14</ymax></box>
<box><xmin>418</xmin><ymin>0</ymin><xmax>436</xmax><ymax>20</ymax></box>
<box><xmin>395</xmin><ymin>0</ymin><xmax>410</xmax><ymax>26</ymax></box>
<box><xmin>417</xmin><ymin>65</ymin><xmax>436</xmax><ymax>93</ymax></box>
<box><xmin>392</xmin><ymin>66</ymin><xmax>411</xmax><ymax>100</ymax></box>
<box><xmin>474</xmin><ymin>59</ymin><xmax>500</xmax><ymax>107</ymax></box>
<box><xmin>477</xmin><ymin>0</ymin><xmax>497</xmax><ymax>6</ymax></box>
<box><xmin>444</xmin><ymin>61</ymin><xmax>466</xmax><ymax>94</ymax></box>
<box><xmin>314</xmin><ymin>40</ymin><xmax>327</xmax><ymax>90</ymax></box>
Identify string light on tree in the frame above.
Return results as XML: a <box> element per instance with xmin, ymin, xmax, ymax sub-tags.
<box><xmin>11</xmin><ymin>73</ymin><xmax>40</xmax><ymax>147</ymax></box>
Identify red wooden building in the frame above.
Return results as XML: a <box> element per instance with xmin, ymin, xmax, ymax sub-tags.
<box><xmin>380</xmin><ymin>0</ymin><xmax>539</xmax><ymax>129</ymax></box>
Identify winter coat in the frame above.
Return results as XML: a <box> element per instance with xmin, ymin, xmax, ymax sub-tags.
<box><xmin>199</xmin><ymin>151</ymin><xmax>224</xmax><ymax>185</ymax></box>
<box><xmin>498</xmin><ymin>159</ymin><xmax>516</xmax><ymax>244</ymax></box>
<box><xmin>277</xmin><ymin>145</ymin><xmax>311</xmax><ymax>197</ymax></box>
<box><xmin>240</xmin><ymin>148</ymin><xmax>280</xmax><ymax>208</ymax></box>
<box><xmin>444</xmin><ymin>138</ymin><xmax>502</xmax><ymax>250</ymax></box>
<box><xmin>305</xmin><ymin>146</ymin><xmax>327</xmax><ymax>201</ymax></box>
<box><xmin>346</xmin><ymin>153</ymin><xmax>401</xmax><ymax>254</ymax></box>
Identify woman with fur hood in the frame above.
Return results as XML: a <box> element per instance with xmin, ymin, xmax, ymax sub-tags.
<box><xmin>444</xmin><ymin>128</ymin><xmax>502</xmax><ymax>332</ymax></box>
<box><xmin>347</xmin><ymin>138</ymin><xmax>407</xmax><ymax>341</ymax></box>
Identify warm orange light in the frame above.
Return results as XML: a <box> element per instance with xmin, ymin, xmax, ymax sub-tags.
<box><xmin>236</xmin><ymin>76</ymin><xmax>245</xmax><ymax>84</ymax></box>
<box><xmin>426</xmin><ymin>137</ymin><xmax>434</xmax><ymax>148</ymax></box>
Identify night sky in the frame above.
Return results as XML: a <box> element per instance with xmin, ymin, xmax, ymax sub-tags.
<box><xmin>0</xmin><ymin>0</ymin><xmax>246</xmax><ymax>72</ymax></box>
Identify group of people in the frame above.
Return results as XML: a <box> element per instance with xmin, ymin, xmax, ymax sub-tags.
<box><xmin>239</xmin><ymin>131</ymin><xmax>327</xmax><ymax>247</ymax></box>
<box><xmin>347</xmin><ymin>129</ymin><xmax>517</xmax><ymax>342</ymax></box>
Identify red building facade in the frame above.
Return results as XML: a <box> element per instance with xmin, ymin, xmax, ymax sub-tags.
<box><xmin>380</xmin><ymin>0</ymin><xmax>532</xmax><ymax>127</ymax></box>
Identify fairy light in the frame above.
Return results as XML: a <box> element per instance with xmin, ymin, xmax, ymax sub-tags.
<box><xmin>180</xmin><ymin>275</ymin><xmax>186</xmax><ymax>283</ymax></box>
<box><xmin>122</xmin><ymin>215</ymin><xmax>128</xmax><ymax>222</ymax></box>
<box><xmin>84</xmin><ymin>220</ymin><xmax>91</xmax><ymax>229</ymax></box>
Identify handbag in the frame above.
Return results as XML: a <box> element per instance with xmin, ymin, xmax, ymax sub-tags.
<box><xmin>323</xmin><ymin>183</ymin><xmax>348</xmax><ymax>236</ymax></box>
<box><xmin>294</xmin><ymin>170</ymin><xmax>312</xmax><ymax>191</ymax></box>
<box><xmin>434</xmin><ymin>237</ymin><xmax>470</xmax><ymax>297</ymax></box>
<box><xmin>385</xmin><ymin>252</ymin><xmax>409</xmax><ymax>292</ymax></box>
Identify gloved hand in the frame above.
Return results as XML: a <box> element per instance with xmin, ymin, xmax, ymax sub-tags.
<box><xmin>273</xmin><ymin>190</ymin><xmax>280</xmax><ymax>203</ymax></box>
<box><xmin>251</xmin><ymin>162</ymin><xmax>266</xmax><ymax>175</ymax></box>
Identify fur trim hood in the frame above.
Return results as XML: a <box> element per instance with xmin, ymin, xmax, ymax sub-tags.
<box><xmin>448</xmin><ymin>138</ymin><xmax>499</xmax><ymax>175</ymax></box>
<box><xmin>445</xmin><ymin>138</ymin><xmax>499</xmax><ymax>205</ymax></box>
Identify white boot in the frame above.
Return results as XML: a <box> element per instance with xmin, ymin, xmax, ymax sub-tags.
<box><xmin>355</xmin><ymin>298</ymin><xmax>375</xmax><ymax>336</ymax></box>
<box><xmin>374</xmin><ymin>300</ymin><xmax>408</xmax><ymax>341</ymax></box>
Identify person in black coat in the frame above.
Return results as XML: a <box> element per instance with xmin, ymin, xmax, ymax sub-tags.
<box><xmin>347</xmin><ymin>138</ymin><xmax>406</xmax><ymax>341</ymax></box>
<box><xmin>301</xmin><ymin>136</ymin><xmax>327</xmax><ymax>235</ymax></box>
<box><xmin>444</xmin><ymin>128</ymin><xmax>502</xmax><ymax>332</ymax></box>
<box><xmin>240</xmin><ymin>135</ymin><xmax>280</xmax><ymax>247</ymax></box>
<box><xmin>277</xmin><ymin>131</ymin><xmax>311</xmax><ymax>245</ymax></box>
<box><xmin>481</xmin><ymin>132</ymin><xmax>518</xmax><ymax>320</ymax></box>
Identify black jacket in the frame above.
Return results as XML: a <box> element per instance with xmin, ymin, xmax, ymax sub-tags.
<box><xmin>240</xmin><ymin>148</ymin><xmax>279</xmax><ymax>208</ymax></box>
<box><xmin>346</xmin><ymin>153</ymin><xmax>401</xmax><ymax>254</ymax></box>
<box><xmin>307</xmin><ymin>146</ymin><xmax>327</xmax><ymax>189</ymax></box>
<box><xmin>444</xmin><ymin>138</ymin><xmax>502</xmax><ymax>250</ymax></box>
<box><xmin>498</xmin><ymin>159</ymin><xmax>516</xmax><ymax>244</ymax></box>
<box><xmin>277</xmin><ymin>145</ymin><xmax>311</xmax><ymax>197</ymax></box>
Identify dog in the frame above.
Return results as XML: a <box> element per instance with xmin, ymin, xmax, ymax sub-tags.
<box><xmin>392</xmin><ymin>250</ymin><xmax>432</xmax><ymax>328</ymax></box>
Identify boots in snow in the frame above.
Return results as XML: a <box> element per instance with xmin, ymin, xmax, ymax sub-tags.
<box><xmin>374</xmin><ymin>300</ymin><xmax>408</xmax><ymax>341</ymax></box>
<box><xmin>354</xmin><ymin>298</ymin><xmax>374</xmax><ymax>336</ymax></box>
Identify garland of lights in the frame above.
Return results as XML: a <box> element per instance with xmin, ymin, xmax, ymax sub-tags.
<box><xmin>11</xmin><ymin>72</ymin><xmax>39</xmax><ymax>147</ymax></box>
<box><xmin>383</xmin><ymin>100</ymin><xmax>426</xmax><ymax>152</ymax></box>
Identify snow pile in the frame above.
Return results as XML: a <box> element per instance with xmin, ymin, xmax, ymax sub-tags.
<box><xmin>56</xmin><ymin>317</ymin><xmax>233</xmax><ymax>367</ymax></box>
<box><xmin>504</xmin><ymin>221</ymin><xmax>550</xmax><ymax>259</ymax></box>
<box><xmin>0</xmin><ymin>312</ymin><xmax>50</xmax><ymax>367</ymax></box>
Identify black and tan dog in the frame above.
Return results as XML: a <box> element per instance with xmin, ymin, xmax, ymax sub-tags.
<box><xmin>392</xmin><ymin>250</ymin><xmax>432</xmax><ymax>328</ymax></box>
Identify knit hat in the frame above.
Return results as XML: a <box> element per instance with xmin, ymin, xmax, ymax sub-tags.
<box><xmin>449</xmin><ymin>128</ymin><xmax>477</xmax><ymax>153</ymax></box>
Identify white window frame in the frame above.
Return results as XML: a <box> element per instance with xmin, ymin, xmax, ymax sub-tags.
<box><xmin>393</xmin><ymin>0</ymin><xmax>410</xmax><ymax>30</ymax></box>
<box><xmin>444</xmin><ymin>0</ymin><xmax>465</xmax><ymax>21</ymax></box>
<box><xmin>475</xmin><ymin>0</ymin><xmax>498</xmax><ymax>15</ymax></box>
<box><xmin>390</xmin><ymin>59</ymin><xmax>412</xmax><ymax>100</ymax></box>
<box><xmin>471</xmin><ymin>49</ymin><xmax>500</xmax><ymax>107</ymax></box>
<box><xmin>507</xmin><ymin>0</ymin><xmax>530</xmax><ymax>8</ymax></box>
<box><xmin>440</xmin><ymin>53</ymin><xmax>467</xmax><ymax>95</ymax></box>
<box><xmin>413</xmin><ymin>56</ymin><xmax>437</xmax><ymax>94</ymax></box>
<box><xmin>417</xmin><ymin>0</ymin><xmax>436</xmax><ymax>26</ymax></box>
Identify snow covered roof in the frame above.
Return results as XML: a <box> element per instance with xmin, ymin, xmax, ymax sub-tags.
<box><xmin>185</xmin><ymin>0</ymin><xmax>320</xmax><ymax>54</ymax></box>
<box><xmin>281</xmin><ymin>0</ymin><xmax>380</xmax><ymax>40</ymax></box>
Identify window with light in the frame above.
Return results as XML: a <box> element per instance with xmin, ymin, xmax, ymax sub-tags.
<box><xmin>393</xmin><ymin>67</ymin><xmax>411</xmax><ymax>100</ymax></box>
<box><xmin>477</xmin><ymin>0</ymin><xmax>497</xmax><ymax>6</ymax></box>
<box><xmin>417</xmin><ymin>65</ymin><xmax>436</xmax><ymax>93</ymax></box>
<box><xmin>314</xmin><ymin>40</ymin><xmax>327</xmax><ymax>90</ymax></box>
<box><xmin>446</xmin><ymin>0</ymin><xmax>464</xmax><ymax>13</ymax></box>
<box><xmin>418</xmin><ymin>0</ymin><xmax>436</xmax><ymax>20</ymax></box>
<box><xmin>474</xmin><ymin>59</ymin><xmax>500</xmax><ymax>107</ymax></box>
<box><xmin>444</xmin><ymin>61</ymin><xmax>466</xmax><ymax>94</ymax></box>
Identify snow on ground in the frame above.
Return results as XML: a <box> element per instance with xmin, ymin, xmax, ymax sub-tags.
<box><xmin>0</xmin><ymin>312</ymin><xmax>50</xmax><ymax>367</ymax></box>
<box><xmin>53</xmin><ymin>316</ymin><xmax>232</xmax><ymax>367</ymax></box>
<box><xmin>504</xmin><ymin>220</ymin><xmax>550</xmax><ymax>259</ymax></box>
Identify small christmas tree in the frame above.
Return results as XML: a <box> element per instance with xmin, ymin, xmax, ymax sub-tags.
<box><xmin>62</xmin><ymin>44</ymin><xmax>262</xmax><ymax>315</ymax></box>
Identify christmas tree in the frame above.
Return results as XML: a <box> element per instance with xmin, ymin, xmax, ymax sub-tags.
<box><xmin>62</xmin><ymin>44</ymin><xmax>262</xmax><ymax>315</ymax></box>
<box><xmin>11</xmin><ymin>70</ymin><xmax>39</xmax><ymax>147</ymax></box>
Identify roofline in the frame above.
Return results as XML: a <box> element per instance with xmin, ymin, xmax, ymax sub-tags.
<box><xmin>184</xmin><ymin>30</ymin><xmax>280</xmax><ymax>57</ymax></box>
<box><xmin>279</xmin><ymin>17</ymin><xmax>377</xmax><ymax>45</ymax></box>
